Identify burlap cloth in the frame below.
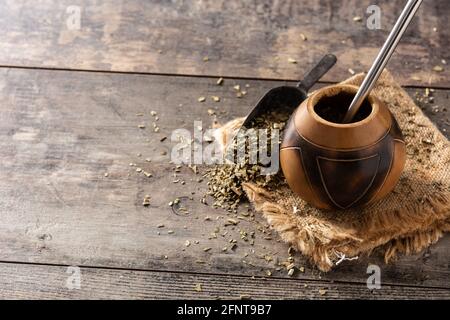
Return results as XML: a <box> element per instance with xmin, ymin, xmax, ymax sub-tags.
<box><xmin>215</xmin><ymin>71</ymin><xmax>450</xmax><ymax>272</ymax></box>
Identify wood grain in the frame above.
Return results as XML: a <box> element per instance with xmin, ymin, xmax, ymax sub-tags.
<box><xmin>0</xmin><ymin>0</ymin><xmax>448</xmax><ymax>87</ymax></box>
<box><xmin>1</xmin><ymin>262</ymin><xmax>449</xmax><ymax>300</ymax></box>
<box><xmin>0</xmin><ymin>68</ymin><xmax>448</xmax><ymax>292</ymax></box>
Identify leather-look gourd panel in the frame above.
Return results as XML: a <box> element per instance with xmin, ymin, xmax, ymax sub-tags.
<box><xmin>317</xmin><ymin>155</ymin><xmax>380</xmax><ymax>209</ymax></box>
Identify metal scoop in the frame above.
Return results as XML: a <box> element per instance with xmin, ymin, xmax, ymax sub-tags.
<box><xmin>240</xmin><ymin>53</ymin><xmax>337</xmax><ymax>130</ymax></box>
<box><xmin>342</xmin><ymin>0</ymin><xmax>423</xmax><ymax>123</ymax></box>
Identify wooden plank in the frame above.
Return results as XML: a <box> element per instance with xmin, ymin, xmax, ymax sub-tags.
<box><xmin>1</xmin><ymin>262</ymin><xmax>449</xmax><ymax>299</ymax></box>
<box><xmin>0</xmin><ymin>0</ymin><xmax>448</xmax><ymax>87</ymax></box>
<box><xmin>0</xmin><ymin>68</ymin><xmax>449</xmax><ymax>290</ymax></box>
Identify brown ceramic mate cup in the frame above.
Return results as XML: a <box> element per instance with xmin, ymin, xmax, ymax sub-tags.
<box><xmin>280</xmin><ymin>84</ymin><xmax>406</xmax><ymax>210</ymax></box>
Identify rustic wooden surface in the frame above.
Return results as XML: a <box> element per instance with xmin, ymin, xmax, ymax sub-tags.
<box><xmin>0</xmin><ymin>0</ymin><xmax>449</xmax><ymax>300</ymax></box>
<box><xmin>1</xmin><ymin>262</ymin><xmax>449</xmax><ymax>300</ymax></box>
<box><xmin>0</xmin><ymin>69</ymin><xmax>449</xmax><ymax>299</ymax></box>
<box><xmin>0</xmin><ymin>0</ymin><xmax>448</xmax><ymax>87</ymax></box>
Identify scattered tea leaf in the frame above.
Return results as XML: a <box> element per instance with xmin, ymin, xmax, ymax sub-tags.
<box><xmin>286</xmin><ymin>263</ymin><xmax>295</xmax><ymax>270</ymax></box>
<box><xmin>142</xmin><ymin>195</ymin><xmax>151</xmax><ymax>206</ymax></box>
<box><xmin>319</xmin><ymin>289</ymin><xmax>328</xmax><ymax>296</ymax></box>
<box><xmin>143</xmin><ymin>171</ymin><xmax>153</xmax><ymax>178</ymax></box>
<box><xmin>227</xmin><ymin>218</ymin><xmax>239</xmax><ymax>225</ymax></box>
<box><xmin>194</xmin><ymin>283</ymin><xmax>202</xmax><ymax>292</ymax></box>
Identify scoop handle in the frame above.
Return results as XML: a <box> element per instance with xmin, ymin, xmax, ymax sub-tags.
<box><xmin>297</xmin><ymin>54</ymin><xmax>337</xmax><ymax>92</ymax></box>
<box><xmin>342</xmin><ymin>0</ymin><xmax>423</xmax><ymax>123</ymax></box>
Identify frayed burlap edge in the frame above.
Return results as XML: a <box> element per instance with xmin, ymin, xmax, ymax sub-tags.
<box><xmin>242</xmin><ymin>182</ymin><xmax>450</xmax><ymax>271</ymax></box>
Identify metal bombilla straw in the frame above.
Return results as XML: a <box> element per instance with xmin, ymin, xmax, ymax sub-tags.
<box><xmin>342</xmin><ymin>0</ymin><xmax>423</xmax><ymax>123</ymax></box>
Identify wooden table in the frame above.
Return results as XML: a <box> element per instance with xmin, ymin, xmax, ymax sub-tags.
<box><xmin>0</xmin><ymin>0</ymin><xmax>449</xmax><ymax>300</ymax></box>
